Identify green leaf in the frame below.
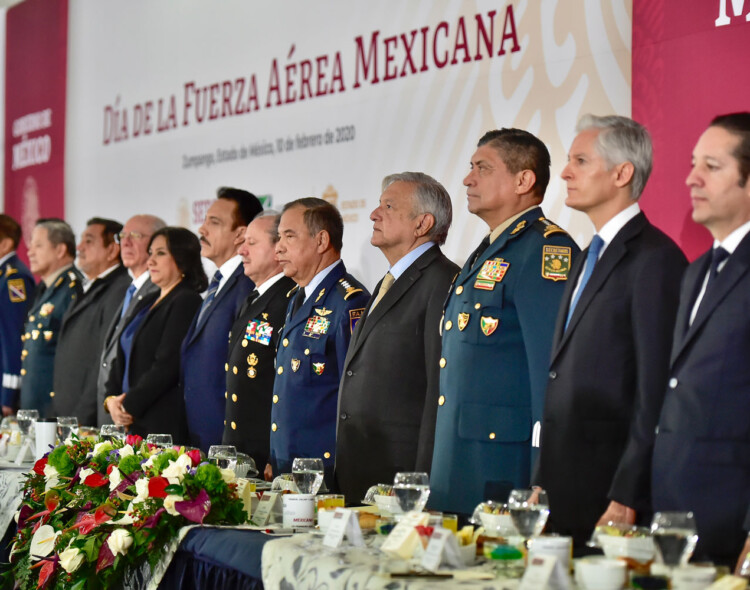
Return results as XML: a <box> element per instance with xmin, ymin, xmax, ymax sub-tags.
<box><xmin>164</xmin><ymin>484</ymin><xmax>184</xmax><ymax>495</ymax></box>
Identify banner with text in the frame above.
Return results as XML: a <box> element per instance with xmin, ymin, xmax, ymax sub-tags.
<box><xmin>66</xmin><ymin>1</ymin><xmax>630</xmax><ymax>287</ymax></box>
<box><xmin>4</xmin><ymin>0</ymin><xmax>68</xmax><ymax>255</ymax></box>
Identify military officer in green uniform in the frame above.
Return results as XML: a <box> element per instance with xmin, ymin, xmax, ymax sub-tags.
<box><xmin>430</xmin><ymin>129</ymin><xmax>580</xmax><ymax>515</ymax></box>
<box><xmin>0</xmin><ymin>214</ymin><xmax>35</xmax><ymax>414</ymax></box>
<box><xmin>20</xmin><ymin>219</ymin><xmax>82</xmax><ymax>416</ymax></box>
<box><xmin>267</xmin><ymin>198</ymin><xmax>370</xmax><ymax>482</ymax></box>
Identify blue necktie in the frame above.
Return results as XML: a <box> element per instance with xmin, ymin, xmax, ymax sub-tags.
<box><xmin>120</xmin><ymin>283</ymin><xmax>137</xmax><ymax>319</ymax></box>
<box><xmin>565</xmin><ymin>234</ymin><xmax>604</xmax><ymax>329</ymax></box>
<box><xmin>197</xmin><ymin>270</ymin><xmax>222</xmax><ymax>325</ymax></box>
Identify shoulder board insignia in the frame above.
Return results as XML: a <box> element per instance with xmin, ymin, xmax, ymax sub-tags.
<box><xmin>54</xmin><ymin>276</ymin><xmax>64</xmax><ymax>288</ymax></box>
<box><xmin>67</xmin><ymin>271</ymin><xmax>78</xmax><ymax>281</ymax></box>
<box><xmin>337</xmin><ymin>278</ymin><xmax>363</xmax><ymax>300</ymax></box>
<box><xmin>315</xmin><ymin>307</ymin><xmax>333</xmax><ymax>316</ymax></box>
<box><xmin>533</xmin><ymin>217</ymin><xmax>570</xmax><ymax>239</ymax></box>
<box><xmin>510</xmin><ymin>220</ymin><xmax>527</xmax><ymax>235</ymax></box>
<box><xmin>286</xmin><ymin>285</ymin><xmax>299</xmax><ymax>298</ymax></box>
<box><xmin>315</xmin><ymin>288</ymin><xmax>325</xmax><ymax>303</ymax></box>
<box><xmin>7</xmin><ymin>267</ymin><xmax>18</xmax><ymax>276</ymax></box>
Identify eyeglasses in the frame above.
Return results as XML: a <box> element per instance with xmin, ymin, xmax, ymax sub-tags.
<box><xmin>115</xmin><ymin>231</ymin><xmax>150</xmax><ymax>244</ymax></box>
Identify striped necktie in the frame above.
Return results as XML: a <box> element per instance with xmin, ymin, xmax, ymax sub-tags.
<box><xmin>197</xmin><ymin>270</ymin><xmax>222</xmax><ymax>324</ymax></box>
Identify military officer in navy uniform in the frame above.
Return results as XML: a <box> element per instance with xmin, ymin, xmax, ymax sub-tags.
<box><xmin>267</xmin><ymin>198</ymin><xmax>370</xmax><ymax>482</ymax></box>
<box><xmin>430</xmin><ymin>129</ymin><xmax>580</xmax><ymax>515</ymax></box>
<box><xmin>20</xmin><ymin>219</ymin><xmax>83</xmax><ymax>416</ymax></box>
<box><xmin>223</xmin><ymin>211</ymin><xmax>295</xmax><ymax>470</ymax></box>
<box><xmin>0</xmin><ymin>214</ymin><xmax>34</xmax><ymax>415</ymax></box>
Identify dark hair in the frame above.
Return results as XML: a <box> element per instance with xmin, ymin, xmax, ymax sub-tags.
<box><xmin>36</xmin><ymin>218</ymin><xmax>76</xmax><ymax>257</ymax></box>
<box><xmin>0</xmin><ymin>214</ymin><xmax>22</xmax><ymax>249</ymax></box>
<box><xmin>710</xmin><ymin>112</ymin><xmax>750</xmax><ymax>186</ymax></box>
<box><xmin>217</xmin><ymin>187</ymin><xmax>263</xmax><ymax>228</ymax></box>
<box><xmin>281</xmin><ymin>198</ymin><xmax>343</xmax><ymax>252</ymax></box>
<box><xmin>477</xmin><ymin>128</ymin><xmax>551</xmax><ymax>198</ymax></box>
<box><xmin>87</xmin><ymin>217</ymin><xmax>123</xmax><ymax>248</ymax></box>
<box><xmin>149</xmin><ymin>227</ymin><xmax>208</xmax><ymax>292</ymax></box>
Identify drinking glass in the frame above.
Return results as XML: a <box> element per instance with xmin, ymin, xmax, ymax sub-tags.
<box><xmin>292</xmin><ymin>457</ymin><xmax>325</xmax><ymax>495</ymax></box>
<box><xmin>392</xmin><ymin>472</ymin><xmax>430</xmax><ymax>513</ymax></box>
<box><xmin>508</xmin><ymin>488</ymin><xmax>550</xmax><ymax>548</ymax></box>
<box><xmin>146</xmin><ymin>433</ymin><xmax>173</xmax><ymax>448</ymax></box>
<box><xmin>651</xmin><ymin>511</ymin><xmax>698</xmax><ymax>567</ymax></box>
<box><xmin>16</xmin><ymin>409</ymin><xmax>39</xmax><ymax>438</ymax></box>
<box><xmin>56</xmin><ymin>416</ymin><xmax>79</xmax><ymax>443</ymax></box>
<box><xmin>100</xmin><ymin>424</ymin><xmax>126</xmax><ymax>442</ymax></box>
<box><xmin>208</xmin><ymin>445</ymin><xmax>238</xmax><ymax>471</ymax></box>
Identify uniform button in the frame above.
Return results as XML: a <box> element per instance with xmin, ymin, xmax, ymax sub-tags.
<box><xmin>455</xmin><ymin>286</ymin><xmax>464</xmax><ymax>295</ymax></box>
<box><xmin>278</xmin><ymin>367</ymin><xmax>284</xmax><ymax>375</ymax></box>
<box><xmin>474</xmin><ymin>303</ymin><xmax>481</xmax><ymax>310</ymax></box>
<box><xmin>20</xmin><ymin>369</ymin><xmax>26</xmax><ymax>376</ymax></box>
<box><xmin>283</xmin><ymin>338</ymin><xmax>289</xmax><ymax>347</ymax></box>
<box><xmin>224</xmin><ymin>363</ymin><xmax>229</xmax><ymax>371</ymax></box>
<box><xmin>323</xmin><ymin>452</ymin><xmax>331</xmax><ymax>459</ymax></box>
<box><xmin>224</xmin><ymin>420</ymin><xmax>226</xmax><ymax>425</ymax></box>
<box><xmin>346</xmin><ymin>370</ymin><xmax>353</xmax><ymax>377</ymax></box>
<box><xmin>438</xmin><ymin>395</ymin><xmax>445</xmax><ymax>406</ymax></box>
<box><xmin>340</xmin><ymin>413</ymin><xmax>349</xmax><ymax>420</ymax></box>
<box><xmin>224</xmin><ymin>391</ymin><xmax>228</xmax><ymax>399</ymax></box>
<box><xmin>231</xmin><ymin>421</ymin><xmax>237</xmax><ymax>430</ymax></box>
<box><xmin>232</xmin><ymin>394</ymin><xmax>238</xmax><ymax>402</ymax></box>
<box><xmin>655</xmin><ymin>426</ymin><xmax>660</xmax><ymax>435</ymax></box>
<box><xmin>232</xmin><ymin>366</ymin><xmax>238</xmax><ymax>375</ymax></box>
<box><xmin>489</xmin><ymin>432</ymin><xmax>496</xmax><ymax>440</ymax></box>
<box><xmin>49</xmin><ymin>391</ymin><xmax>55</xmax><ymax>398</ymax></box>
<box><xmin>439</xmin><ymin>358</ymin><xmax>447</xmax><ymax>368</ymax></box>
<box><xmin>29</xmin><ymin>316</ymin><xmax>35</xmax><ymax>322</ymax></box>
<box><xmin>549</xmin><ymin>371</ymin><xmax>557</xmax><ymax>380</ymax></box>
<box><xmin>273</xmin><ymin>395</ymin><xmax>279</xmax><ymax>403</ymax></box>
<box><xmin>304</xmin><ymin>349</ymin><xmax>310</xmax><ymax>355</ymax></box>
<box><xmin>445</xmin><ymin>320</ymin><xmax>452</xmax><ymax>330</ymax></box>
<box><xmin>271</xmin><ymin>423</ymin><xmax>278</xmax><ymax>431</ymax></box>
<box><xmin>668</xmin><ymin>377</ymin><xmax>678</xmax><ymax>389</ymax></box>
<box><xmin>102</xmin><ymin>362</ymin><xmax>107</xmax><ymax>368</ymax></box>
<box><xmin>241</xmin><ymin>340</ymin><xmax>248</xmax><ymax>348</ymax></box>
<box><xmin>37</xmin><ymin>323</ymin><xmax>42</xmax><ymax>328</ymax></box>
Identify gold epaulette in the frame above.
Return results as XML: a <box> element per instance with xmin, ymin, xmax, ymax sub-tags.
<box><xmin>533</xmin><ymin>217</ymin><xmax>570</xmax><ymax>238</ymax></box>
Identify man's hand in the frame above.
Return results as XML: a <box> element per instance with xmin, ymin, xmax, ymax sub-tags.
<box><xmin>107</xmin><ymin>393</ymin><xmax>134</xmax><ymax>426</ymax></box>
<box><xmin>596</xmin><ymin>500</ymin><xmax>636</xmax><ymax>526</ymax></box>
<box><xmin>2</xmin><ymin>405</ymin><xmax>14</xmax><ymax>417</ymax></box>
<box><xmin>264</xmin><ymin>463</ymin><xmax>273</xmax><ymax>482</ymax></box>
<box><xmin>735</xmin><ymin>535</ymin><xmax>750</xmax><ymax>575</ymax></box>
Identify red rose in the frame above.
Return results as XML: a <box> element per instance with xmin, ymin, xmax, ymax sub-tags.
<box><xmin>33</xmin><ymin>457</ymin><xmax>48</xmax><ymax>476</ymax></box>
<box><xmin>148</xmin><ymin>476</ymin><xmax>169</xmax><ymax>499</ymax></box>
<box><xmin>125</xmin><ymin>434</ymin><xmax>143</xmax><ymax>447</ymax></box>
<box><xmin>186</xmin><ymin>449</ymin><xmax>201</xmax><ymax>467</ymax></box>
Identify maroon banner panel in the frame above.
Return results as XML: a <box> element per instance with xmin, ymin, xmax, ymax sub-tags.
<box><xmin>4</xmin><ymin>0</ymin><xmax>68</xmax><ymax>260</ymax></box>
<box><xmin>633</xmin><ymin>1</ymin><xmax>750</xmax><ymax>261</ymax></box>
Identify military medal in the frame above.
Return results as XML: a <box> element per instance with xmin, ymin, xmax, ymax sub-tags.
<box><xmin>480</xmin><ymin>316</ymin><xmax>499</xmax><ymax>336</ymax></box>
<box><xmin>40</xmin><ymin>303</ymin><xmax>55</xmax><ymax>317</ymax></box>
<box><xmin>43</xmin><ymin>331</ymin><xmax>53</xmax><ymax>341</ymax></box>
<box><xmin>541</xmin><ymin>245</ymin><xmax>572</xmax><ymax>281</ymax></box>
<box><xmin>291</xmin><ymin>358</ymin><xmax>301</xmax><ymax>372</ymax></box>
<box><xmin>247</xmin><ymin>353</ymin><xmax>258</xmax><ymax>378</ymax></box>
<box><xmin>475</xmin><ymin>258</ymin><xmax>510</xmax><ymax>290</ymax></box>
<box><xmin>245</xmin><ymin>319</ymin><xmax>273</xmax><ymax>345</ymax></box>
<box><xmin>314</xmin><ymin>307</ymin><xmax>333</xmax><ymax>316</ymax></box>
<box><xmin>303</xmin><ymin>315</ymin><xmax>331</xmax><ymax>338</ymax></box>
<box><xmin>458</xmin><ymin>312</ymin><xmax>470</xmax><ymax>331</ymax></box>
<box><xmin>312</xmin><ymin>362</ymin><xmax>325</xmax><ymax>375</ymax></box>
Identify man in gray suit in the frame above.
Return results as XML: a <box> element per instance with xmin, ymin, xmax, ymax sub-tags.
<box><xmin>97</xmin><ymin>214</ymin><xmax>165</xmax><ymax>426</ymax></box>
<box><xmin>334</xmin><ymin>172</ymin><xmax>459</xmax><ymax>503</ymax></box>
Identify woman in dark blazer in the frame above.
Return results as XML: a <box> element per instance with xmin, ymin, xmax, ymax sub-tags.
<box><xmin>104</xmin><ymin>227</ymin><xmax>207</xmax><ymax>442</ymax></box>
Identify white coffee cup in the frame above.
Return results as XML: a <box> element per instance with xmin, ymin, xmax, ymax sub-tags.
<box><xmin>35</xmin><ymin>419</ymin><xmax>57</xmax><ymax>459</ymax></box>
<box><xmin>529</xmin><ymin>535</ymin><xmax>573</xmax><ymax>571</ymax></box>
<box><xmin>282</xmin><ymin>494</ymin><xmax>315</xmax><ymax>528</ymax></box>
<box><xmin>672</xmin><ymin>565</ymin><xmax>716</xmax><ymax>590</ymax></box>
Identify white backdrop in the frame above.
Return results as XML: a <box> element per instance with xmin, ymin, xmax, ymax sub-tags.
<box><xmin>64</xmin><ymin>0</ymin><xmax>631</xmax><ymax>288</ymax></box>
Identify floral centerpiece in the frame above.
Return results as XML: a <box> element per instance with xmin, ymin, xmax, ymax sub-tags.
<box><xmin>2</xmin><ymin>434</ymin><xmax>247</xmax><ymax>589</ymax></box>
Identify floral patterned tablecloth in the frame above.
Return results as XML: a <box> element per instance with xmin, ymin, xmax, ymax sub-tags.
<box><xmin>0</xmin><ymin>462</ymin><xmax>27</xmax><ymax>537</ymax></box>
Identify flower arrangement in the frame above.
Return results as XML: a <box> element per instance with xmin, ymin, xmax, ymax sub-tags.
<box><xmin>3</xmin><ymin>434</ymin><xmax>247</xmax><ymax>589</ymax></box>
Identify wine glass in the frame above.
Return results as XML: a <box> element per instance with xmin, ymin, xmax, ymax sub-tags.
<box><xmin>392</xmin><ymin>472</ymin><xmax>430</xmax><ymax>513</ymax></box>
<box><xmin>146</xmin><ymin>433</ymin><xmax>173</xmax><ymax>448</ymax></box>
<box><xmin>16</xmin><ymin>409</ymin><xmax>39</xmax><ymax>439</ymax></box>
<box><xmin>291</xmin><ymin>457</ymin><xmax>325</xmax><ymax>494</ymax></box>
<box><xmin>208</xmin><ymin>445</ymin><xmax>238</xmax><ymax>472</ymax></box>
<box><xmin>100</xmin><ymin>424</ymin><xmax>126</xmax><ymax>443</ymax></box>
<box><xmin>650</xmin><ymin>511</ymin><xmax>698</xmax><ymax>567</ymax></box>
<box><xmin>56</xmin><ymin>416</ymin><xmax>79</xmax><ymax>443</ymax></box>
<box><xmin>508</xmin><ymin>488</ymin><xmax>550</xmax><ymax>549</ymax></box>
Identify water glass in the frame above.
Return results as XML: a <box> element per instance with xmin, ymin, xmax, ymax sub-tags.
<box><xmin>16</xmin><ymin>409</ymin><xmax>39</xmax><ymax>437</ymax></box>
<box><xmin>146</xmin><ymin>433</ymin><xmax>173</xmax><ymax>448</ymax></box>
<box><xmin>392</xmin><ymin>472</ymin><xmax>430</xmax><ymax>513</ymax></box>
<box><xmin>508</xmin><ymin>488</ymin><xmax>550</xmax><ymax>541</ymax></box>
<box><xmin>651</xmin><ymin>511</ymin><xmax>698</xmax><ymax>567</ymax></box>
<box><xmin>208</xmin><ymin>445</ymin><xmax>238</xmax><ymax>471</ymax></box>
<box><xmin>56</xmin><ymin>416</ymin><xmax>79</xmax><ymax>443</ymax></box>
<box><xmin>100</xmin><ymin>424</ymin><xmax>126</xmax><ymax>443</ymax></box>
<box><xmin>292</xmin><ymin>457</ymin><xmax>325</xmax><ymax>494</ymax></box>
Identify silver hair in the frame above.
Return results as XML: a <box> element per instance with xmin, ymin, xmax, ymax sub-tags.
<box><xmin>253</xmin><ymin>209</ymin><xmax>281</xmax><ymax>242</ymax></box>
<box><xmin>35</xmin><ymin>218</ymin><xmax>76</xmax><ymax>257</ymax></box>
<box><xmin>381</xmin><ymin>172</ymin><xmax>453</xmax><ymax>245</ymax></box>
<box><xmin>576</xmin><ymin>114</ymin><xmax>653</xmax><ymax>200</ymax></box>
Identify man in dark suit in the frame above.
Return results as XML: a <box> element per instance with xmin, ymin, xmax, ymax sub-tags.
<box><xmin>96</xmin><ymin>214</ymin><xmax>165</xmax><ymax>426</ymax></box>
<box><xmin>334</xmin><ymin>172</ymin><xmax>459</xmax><ymax>503</ymax></box>
<box><xmin>181</xmin><ymin>188</ymin><xmax>262</xmax><ymax>451</ymax></box>
<box><xmin>52</xmin><ymin>218</ymin><xmax>129</xmax><ymax>425</ymax></box>
<box><xmin>534</xmin><ymin>115</ymin><xmax>687</xmax><ymax>550</ymax></box>
<box><xmin>223</xmin><ymin>211</ymin><xmax>294</xmax><ymax>469</ymax></box>
<box><xmin>20</xmin><ymin>219</ymin><xmax>83</xmax><ymax>415</ymax></box>
<box><xmin>268</xmin><ymin>198</ymin><xmax>370</xmax><ymax>482</ymax></box>
<box><xmin>430</xmin><ymin>129</ymin><xmax>579</xmax><ymax>516</ymax></box>
<box><xmin>652</xmin><ymin>112</ymin><xmax>750</xmax><ymax>568</ymax></box>
<box><xmin>0</xmin><ymin>214</ymin><xmax>34</xmax><ymax>415</ymax></box>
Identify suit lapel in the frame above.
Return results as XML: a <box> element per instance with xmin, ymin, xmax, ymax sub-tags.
<box><xmin>671</xmin><ymin>234</ymin><xmax>750</xmax><ymax>365</ymax></box>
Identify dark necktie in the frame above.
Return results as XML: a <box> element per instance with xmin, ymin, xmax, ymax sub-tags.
<box><xmin>120</xmin><ymin>283</ymin><xmax>137</xmax><ymax>319</ymax></box>
<box><xmin>291</xmin><ymin>287</ymin><xmax>306</xmax><ymax>317</ymax></box>
<box><xmin>565</xmin><ymin>234</ymin><xmax>605</xmax><ymax>329</ymax></box>
<box><xmin>197</xmin><ymin>270</ymin><xmax>222</xmax><ymax>324</ymax></box>
<box><xmin>470</xmin><ymin>236</ymin><xmax>491</xmax><ymax>268</ymax></box>
<box><xmin>705</xmin><ymin>246</ymin><xmax>729</xmax><ymax>293</ymax></box>
<box><xmin>32</xmin><ymin>282</ymin><xmax>47</xmax><ymax>306</ymax></box>
<box><xmin>238</xmin><ymin>289</ymin><xmax>259</xmax><ymax>319</ymax></box>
